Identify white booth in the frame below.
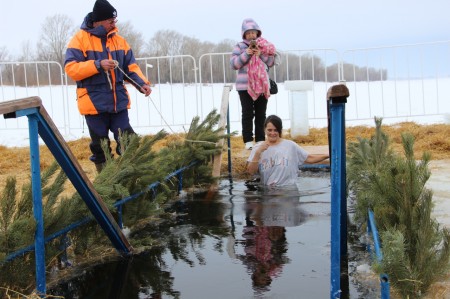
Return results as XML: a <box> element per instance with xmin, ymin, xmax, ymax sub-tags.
<box><xmin>284</xmin><ymin>80</ymin><xmax>313</xmax><ymax>137</ymax></box>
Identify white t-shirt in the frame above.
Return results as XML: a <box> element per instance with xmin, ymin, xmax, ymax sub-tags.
<box><xmin>247</xmin><ymin>139</ymin><xmax>309</xmax><ymax>186</ymax></box>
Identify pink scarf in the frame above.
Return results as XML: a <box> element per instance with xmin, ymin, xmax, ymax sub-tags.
<box><xmin>247</xmin><ymin>37</ymin><xmax>276</xmax><ymax>101</ymax></box>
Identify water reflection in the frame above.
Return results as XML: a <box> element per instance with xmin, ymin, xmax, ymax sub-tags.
<box><xmin>49</xmin><ymin>246</ymin><xmax>180</xmax><ymax>298</ymax></box>
<box><xmin>48</xmin><ymin>176</ymin><xmax>333</xmax><ymax>298</ymax></box>
<box><xmin>230</xmin><ymin>184</ymin><xmax>306</xmax><ymax>295</ymax></box>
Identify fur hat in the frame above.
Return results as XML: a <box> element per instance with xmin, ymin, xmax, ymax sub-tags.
<box><xmin>92</xmin><ymin>0</ymin><xmax>117</xmax><ymax>22</ymax></box>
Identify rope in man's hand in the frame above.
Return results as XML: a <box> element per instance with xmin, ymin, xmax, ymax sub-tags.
<box><xmin>103</xmin><ymin>60</ymin><xmax>214</xmax><ymax>145</ymax></box>
<box><xmin>104</xmin><ymin>59</ymin><xmax>151</xmax><ymax>96</ymax></box>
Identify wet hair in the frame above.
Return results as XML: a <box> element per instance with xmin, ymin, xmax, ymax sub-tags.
<box><xmin>264</xmin><ymin>115</ymin><xmax>283</xmax><ymax>137</ymax></box>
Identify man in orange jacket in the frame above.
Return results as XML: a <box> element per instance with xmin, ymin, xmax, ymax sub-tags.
<box><xmin>65</xmin><ymin>0</ymin><xmax>151</xmax><ymax>172</ymax></box>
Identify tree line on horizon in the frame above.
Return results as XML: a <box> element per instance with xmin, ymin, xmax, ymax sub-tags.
<box><xmin>0</xmin><ymin>14</ymin><xmax>387</xmax><ymax>86</ymax></box>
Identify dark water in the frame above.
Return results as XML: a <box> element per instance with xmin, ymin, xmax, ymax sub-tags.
<box><xmin>48</xmin><ymin>173</ymin><xmax>366</xmax><ymax>299</ymax></box>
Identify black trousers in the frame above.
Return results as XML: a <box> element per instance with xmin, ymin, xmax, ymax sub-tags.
<box><xmin>238</xmin><ymin>91</ymin><xmax>268</xmax><ymax>143</ymax></box>
<box><xmin>85</xmin><ymin>109</ymin><xmax>135</xmax><ymax>164</ymax></box>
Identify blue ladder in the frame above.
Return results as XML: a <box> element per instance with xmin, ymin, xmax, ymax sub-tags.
<box><xmin>0</xmin><ymin>97</ymin><xmax>133</xmax><ymax>295</ymax></box>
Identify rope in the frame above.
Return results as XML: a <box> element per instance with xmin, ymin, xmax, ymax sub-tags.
<box><xmin>147</xmin><ymin>97</ymin><xmax>216</xmax><ymax>145</ymax></box>
<box><xmin>146</xmin><ymin>94</ymin><xmax>176</xmax><ymax>134</ymax></box>
<box><xmin>106</xmin><ymin>60</ymin><xmax>216</xmax><ymax>145</ymax></box>
<box><xmin>105</xmin><ymin>68</ymin><xmax>113</xmax><ymax>90</ymax></box>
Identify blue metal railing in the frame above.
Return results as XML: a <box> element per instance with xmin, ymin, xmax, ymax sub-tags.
<box><xmin>300</xmin><ymin>164</ymin><xmax>330</xmax><ymax>170</ymax></box>
<box><xmin>0</xmin><ymin>97</ymin><xmax>200</xmax><ymax>296</ymax></box>
<box><xmin>329</xmin><ymin>85</ymin><xmax>348</xmax><ymax>299</ymax></box>
<box><xmin>2</xmin><ymin>161</ymin><xmax>196</xmax><ymax>264</ymax></box>
<box><xmin>327</xmin><ymin>84</ymin><xmax>390</xmax><ymax>298</ymax></box>
<box><xmin>367</xmin><ymin>209</ymin><xmax>390</xmax><ymax>298</ymax></box>
<box><xmin>114</xmin><ymin>161</ymin><xmax>196</xmax><ymax>228</ymax></box>
<box><xmin>28</xmin><ymin>112</ymin><xmax>46</xmax><ymax>293</ymax></box>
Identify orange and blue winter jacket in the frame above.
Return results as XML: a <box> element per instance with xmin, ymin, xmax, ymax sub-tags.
<box><xmin>65</xmin><ymin>14</ymin><xmax>150</xmax><ymax>115</ymax></box>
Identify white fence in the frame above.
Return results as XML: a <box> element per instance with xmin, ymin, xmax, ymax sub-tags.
<box><xmin>1</xmin><ymin>41</ymin><xmax>449</xmax><ymax>146</ymax></box>
<box><xmin>341</xmin><ymin>40</ymin><xmax>450</xmax><ymax>125</ymax></box>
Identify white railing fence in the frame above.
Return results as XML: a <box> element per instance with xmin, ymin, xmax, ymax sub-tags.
<box><xmin>1</xmin><ymin>41</ymin><xmax>449</xmax><ymax>146</ymax></box>
<box><xmin>341</xmin><ymin>41</ymin><xmax>450</xmax><ymax>125</ymax></box>
<box><xmin>0</xmin><ymin>61</ymin><xmax>73</xmax><ymax>136</ymax></box>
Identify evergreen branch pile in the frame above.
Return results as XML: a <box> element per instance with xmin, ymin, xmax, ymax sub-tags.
<box><xmin>347</xmin><ymin>117</ymin><xmax>450</xmax><ymax>297</ymax></box>
<box><xmin>0</xmin><ymin>109</ymin><xmax>227</xmax><ymax>293</ymax></box>
<box><xmin>0</xmin><ymin>162</ymin><xmax>70</xmax><ymax>294</ymax></box>
<box><xmin>157</xmin><ymin>110</ymin><xmax>230</xmax><ymax>187</ymax></box>
<box><xmin>0</xmin><ymin>162</ymin><xmax>68</xmax><ymax>258</ymax></box>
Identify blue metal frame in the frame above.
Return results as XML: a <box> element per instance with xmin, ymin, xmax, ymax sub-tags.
<box><xmin>32</xmin><ymin>111</ymin><xmax>131</xmax><ymax>255</ymax></box>
<box><xmin>300</xmin><ymin>164</ymin><xmax>330</xmax><ymax>170</ymax></box>
<box><xmin>114</xmin><ymin>162</ymin><xmax>197</xmax><ymax>228</ymax></box>
<box><xmin>28</xmin><ymin>114</ymin><xmax>46</xmax><ymax>295</ymax></box>
<box><xmin>1</xmin><ymin>101</ymin><xmax>132</xmax><ymax>295</ymax></box>
<box><xmin>327</xmin><ymin>88</ymin><xmax>389</xmax><ymax>299</ymax></box>
<box><xmin>329</xmin><ymin>101</ymin><xmax>346</xmax><ymax>298</ymax></box>
<box><xmin>3</xmin><ymin>161</ymin><xmax>196</xmax><ymax>261</ymax></box>
<box><xmin>368</xmin><ymin>210</ymin><xmax>390</xmax><ymax>298</ymax></box>
<box><xmin>2</xmin><ymin>217</ymin><xmax>91</xmax><ymax>264</ymax></box>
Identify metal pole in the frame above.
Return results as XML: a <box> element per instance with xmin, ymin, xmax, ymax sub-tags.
<box><xmin>28</xmin><ymin>114</ymin><xmax>46</xmax><ymax>296</ymax></box>
<box><xmin>340</xmin><ymin>103</ymin><xmax>347</xmax><ymax>257</ymax></box>
<box><xmin>328</xmin><ymin>84</ymin><xmax>349</xmax><ymax>299</ymax></box>
<box><xmin>368</xmin><ymin>209</ymin><xmax>390</xmax><ymax>299</ymax></box>
<box><xmin>330</xmin><ymin>102</ymin><xmax>343</xmax><ymax>299</ymax></box>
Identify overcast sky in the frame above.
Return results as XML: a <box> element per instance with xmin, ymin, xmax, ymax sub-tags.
<box><xmin>1</xmin><ymin>0</ymin><xmax>449</xmax><ymax>56</ymax></box>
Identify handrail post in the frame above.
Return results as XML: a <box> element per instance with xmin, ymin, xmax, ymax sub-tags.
<box><xmin>328</xmin><ymin>84</ymin><xmax>349</xmax><ymax>299</ymax></box>
<box><xmin>28</xmin><ymin>114</ymin><xmax>46</xmax><ymax>296</ymax></box>
<box><xmin>368</xmin><ymin>209</ymin><xmax>390</xmax><ymax>299</ymax></box>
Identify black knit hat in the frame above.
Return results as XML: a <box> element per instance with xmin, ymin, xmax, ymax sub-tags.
<box><xmin>92</xmin><ymin>0</ymin><xmax>117</xmax><ymax>22</ymax></box>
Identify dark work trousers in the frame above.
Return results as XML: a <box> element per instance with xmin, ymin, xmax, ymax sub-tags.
<box><xmin>85</xmin><ymin>109</ymin><xmax>135</xmax><ymax>165</ymax></box>
<box><xmin>238</xmin><ymin>91</ymin><xmax>268</xmax><ymax>143</ymax></box>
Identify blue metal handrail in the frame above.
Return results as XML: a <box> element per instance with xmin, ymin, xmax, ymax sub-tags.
<box><xmin>367</xmin><ymin>209</ymin><xmax>390</xmax><ymax>298</ymax></box>
<box><xmin>300</xmin><ymin>164</ymin><xmax>330</xmax><ymax>170</ymax></box>
<box><xmin>114</xmin><ymin>161</ymin><xmax>197</xmax><ymax>228</ymax></box>
<box><xmin>2</xmin><ymin>161</ymin><xmax>197</xmax><ymax>265</ymax></box>
<box><xmin>1</xmin><ymin>217</ymin><xmax>91</xmax><ymax>264</ymax></box>
<box><xmin>329</xmin><ymin>85</ymin><xmax>348</xmax><ymax>299</ymax></box>
<box><xmin>0</xmin><ymin>97</ymin><xmax>201</xmax><ymax>296</ymax></box>
<box><xmin>0</xmin><ymin>98</ymin><xmax>131</xmax><ymax>296</ymax></box>
<box><xmin>327</xmin><ymin>84</ymin><xmax>389</xmax><ymax>299</ymax></box>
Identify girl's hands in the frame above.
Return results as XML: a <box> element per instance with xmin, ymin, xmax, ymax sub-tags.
<box><xmin>252</xmin><ymin>48</ymin><xmax>261</xmax><ymax>57</ymax></box>
<box><xmin>246</xmin><ymin>48</ymin><xmax>261</xmax><ymax>56</ymax></box>
<box><xmin>255</xmin><ymin>142</ymin><xmax>269</xmax><ymax>154</ymax></box>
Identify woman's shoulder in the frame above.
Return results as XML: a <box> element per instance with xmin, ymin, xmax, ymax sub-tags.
<box><xmin>280</xmin><ymin>139</ymin><xmax>297</xmax><ymax>146</ymax></box>
<box><xmin>280</xmin><ymin>139</ymin><xmax>305</xmax><ymax>151</ymax></box>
